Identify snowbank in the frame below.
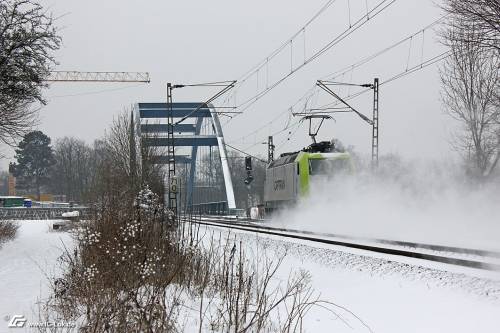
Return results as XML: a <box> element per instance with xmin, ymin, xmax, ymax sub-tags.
<box><xmin>0</xmin><ymin>220</ymin><xmax>73</xmax><ymax>329</ymax></box>
<box><xmin>61</xmin><ymin>211</ymin><xmax>80</xmax><ymax>218</ymax></box>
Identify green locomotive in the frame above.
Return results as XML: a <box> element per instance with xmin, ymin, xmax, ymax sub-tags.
<box><xmin>264</xmin><ymin>140</ymin><xmax>352</xmax><ymax>212</ymax></box>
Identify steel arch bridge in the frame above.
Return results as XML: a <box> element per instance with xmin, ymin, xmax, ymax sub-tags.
<box><xmin>135</xmin><ymin>102</ymin><xmax>236</xmax><ymax>214</ymax></box>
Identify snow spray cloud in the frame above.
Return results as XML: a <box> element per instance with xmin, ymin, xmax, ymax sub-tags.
<box><xmin>270</xmin><ymin>158</ymin><xmax>500</xmax><ymax>250</ymax></box>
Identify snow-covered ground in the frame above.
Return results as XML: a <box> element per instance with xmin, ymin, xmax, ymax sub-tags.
<box><xmin>270</xmin><ymin>174</ymin><xmax>500</xmax><ymax>252</ymax></box>
<box><xmin>203</xmin><ymin>225</ymin><xmax>500</xmax><ymax>333</ymax></box>
<box><xmin>1</xmin><ymin>220</ymin><xmax>499</xmax><ymax>332</ymax></box>
<box><xmin>0</xmin><ymin>220</ymin><xmax>72</xmax><ymax>332</ymax></box>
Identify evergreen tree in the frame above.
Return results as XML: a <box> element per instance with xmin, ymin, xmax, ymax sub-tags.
<box><xmin>10</xmin><ymin>131</ymin><xmax>55</xmax><ymax>199</ymax></box>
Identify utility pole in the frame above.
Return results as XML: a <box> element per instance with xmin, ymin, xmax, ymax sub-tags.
<box><xmin>129</xmin><ymin>110</ymin><xmax>137</xmax><ymax>181</ymax></box>
<box><xmin>165</xmin><ymin>80</ymin><xmax>236</xmax><ymax>217</ymax></box>
<box><xmin>316</xmin><ymin>79</ymin><xmax>379</xmax><ymax>169</ymax></box>
<box><xmin>166</xmin><ymin>83</ymin><xmax>177</xmax><ymax>218</ymax></box>
<box><xmin>244</xmin><ymin>156</ymin><xmax>253</xmax><ymax>218</ymax></box>
<box><xmin>267</xmin><ymin>136</ymin><xmax>275</xmax><ymax>163</ymax></box>
<box><xmin>371</xmin><ymin>78</ymin><xmax>379</xmax><ymax>168</ymax></box>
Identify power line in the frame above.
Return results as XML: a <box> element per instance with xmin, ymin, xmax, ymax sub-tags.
<box><xmin>174</xmin><ymin>81</ymin><xmax>236</xmax><ymax>125</ymax></box>
<box><xmin>232</xmin><ymin>0</ymin><xmax>397</xmax><ymax>114</ymax></box>
<box><xmin>234</xmin><ymin>0</ymin><xmax>338</xmax><ymax>87</ymax></box>
<box><xmin>275</xmin><ymin>121</ymin><xmax>303</xmax><ymax>151</ymax></box>
<box><xmin>320</xmin><ymin>15</ymin><xmax>447</xmax><ymax>81</ymax></box>
<box><xmin>319</xmin><ymin>50</ymin><xmax>450</xmax><ymax>109</ymax></box>
<box><xmin>180</xmin><ymin>80</ymin><xmax>236</xmax><ymax>87</ymax></box>
<box><xmin>240</xmin><ymin>114</ymin><xmax>305</xmax><ymax>152</ymax></box>
<box><xmin>257</xmin><ymin>15</ymin><xmax>446</xmax><ymax>110</ymax></box>
<box><xmin>229</xmin><ymin>0</ymin><xmax>420</xmax><ymax>147</ymax></box>
<box><xmin>225</xmin><ymin>143</ymin><xmax>267</xmax><ymax>163</ymax></box>
<box><xmin>270</xmin><ymin>17</ymin><xmax>450</xmax><ymax>120</ymax></box>
<box><xmin>229</xmin><ymin>85</ymin><xmax>318</xmax><ymax>144</ymax></box>
<box><xmin>383</xmin><ymin>51</ymin><xmax>449</xmax><ymax>84</ymax></box>
<box><xmin>235</xmin><ymin>50</ymin><xmax>450</xmax><ymax>156</ymax></box>
<box><xmin>269</xmin><ymin>16</ymin><xmax>447</xmax><ymax>116</ymax></box>
<box><xmin>225</xmin><ymin>3</ymin><xmax>447</xmax><ymax>157</ymax></box>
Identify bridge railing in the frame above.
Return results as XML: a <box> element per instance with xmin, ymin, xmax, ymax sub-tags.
<box><xmin>0</xmin><ymin>207</ymin><xmax>92</xmax><ymax>220</ymax></box>
<box><xmin>188</xmin><ymin>201</ymin><xmax>229</xmax><ymax>215</ymax></box>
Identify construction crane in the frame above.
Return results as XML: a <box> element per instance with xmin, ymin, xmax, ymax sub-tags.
<box><xmin>7</xmin><ymin>71</ymin><xmax>150</xmax><ymax>196</ymax></box>
<box><xmin>46</xmin><ymin>71</ymin><xmax>150</xmax><ymax>83</ymax></box>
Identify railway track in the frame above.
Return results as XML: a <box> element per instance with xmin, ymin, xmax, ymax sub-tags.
<box><xmin>183</xmin><ymin>215</ymin><xmax>500</xmax><ymax>272</ymax></box>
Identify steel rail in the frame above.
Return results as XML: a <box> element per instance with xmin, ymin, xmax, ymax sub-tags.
<box><xmin>184</xmin><ymin>217</ymin><xmax>500</xmax><ymax>271</ymax></box>
<box><xmin>202</xmin><ymin>216</ymin><xmax>500</xmax><ymax>259</ymax></box>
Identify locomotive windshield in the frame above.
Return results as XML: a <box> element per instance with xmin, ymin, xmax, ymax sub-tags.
<box><xmin>309</xmin><ymin>158</ymin><xmax>350</xmax><ymax>175</ymax></box>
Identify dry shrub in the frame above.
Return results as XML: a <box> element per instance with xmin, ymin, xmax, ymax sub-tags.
<box><xmin>49</xmin><ymin>187</ymin><xmax>192</xmax><ymax>332</ymax></box>
<box><xmin>0</xmin><ymin>220</ymin><xmax>18</xmax><ymax>246</ymax></box>
<box><xmin>40</xmin><ymin>187</ymin><xmax>364</xmax><ymax>332</ymax></box>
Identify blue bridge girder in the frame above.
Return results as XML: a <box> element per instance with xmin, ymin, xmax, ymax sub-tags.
<box><xmin>141</xmin><ymin>123</ymin><xmax>197</xmax><ymax>133</ymax></box>
<box><xmin>138</xmin><ymin>102</ymin><xmax>212</xmax><ymax>118</ymax></box>
<box><xmin>151</xmin><ymin>155</ymin><xmax>191</xmax><ymax>164</ymax></box>
<box><xmin>136</xmin><ymin>101</ymin><xmax>236</xmax><ymax>212</ymax></box>
<box><xmin>142</xmin><ymin>135</ymin><xmax>218</xmax><ymax>147</ymax></box>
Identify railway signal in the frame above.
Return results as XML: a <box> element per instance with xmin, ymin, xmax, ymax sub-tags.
<box><xmin>244</xmin><ymin>156</ymin><xmax>254</xmax><ymax>185</ymax></box>
<box><xmin>267</xmin><ymin>136</ymin><xmax>275</xmax><ymax>163</ymax></box>
<box><xmin>245</xmin><ymin>156</ymin><xmax>252</xmax><ymax>171</ymax></box>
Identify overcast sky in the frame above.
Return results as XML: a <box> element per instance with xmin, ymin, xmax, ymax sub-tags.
<box><xmin>1</xmin><ymin>0</ymin><xmax>455</xmax><ymax>169</ymax></box>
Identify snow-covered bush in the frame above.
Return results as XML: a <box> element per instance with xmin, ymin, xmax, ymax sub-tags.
<box><xmin>0</xmin><ymin>220</ymin><xmax>18</xmax><ymax>247</ymax></box>
<box><xmin>45</xmin><ymin>186</ymin><xmax>329</xmax><ymax>332</ymax></box>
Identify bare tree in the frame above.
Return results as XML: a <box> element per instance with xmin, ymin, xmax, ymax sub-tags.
<box><xmin>51</xmin><ymin>137</ymin><xmax>94</xmax><ymax>202</ymax></box>
<box><xmin>0</xmin><ymin>0</ymin><xmax>61</xmax><ymax>146</ymax></box>
<box><xmin>440</xmin><ymin>23</ymin><xmax>500</xmax><ymax>178</ymax></box>
<box><xmin>441</xmin><ymin>0</ymin><xmax>500</xmax><ymax>52</ymax></box>
<box><xmin>226</xmin><ymin>150</ymin><xmax>266</xmax><ymax>208</ymax></box>
<box><xmin>46</xmin><ymin>110</ymin><xmax>165</xmax><ymax>205</ymax></box>
<box><xmin>85</xmin><ymin>110</ymin><xmax>166</xmax><ymax>206</ymax></box>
